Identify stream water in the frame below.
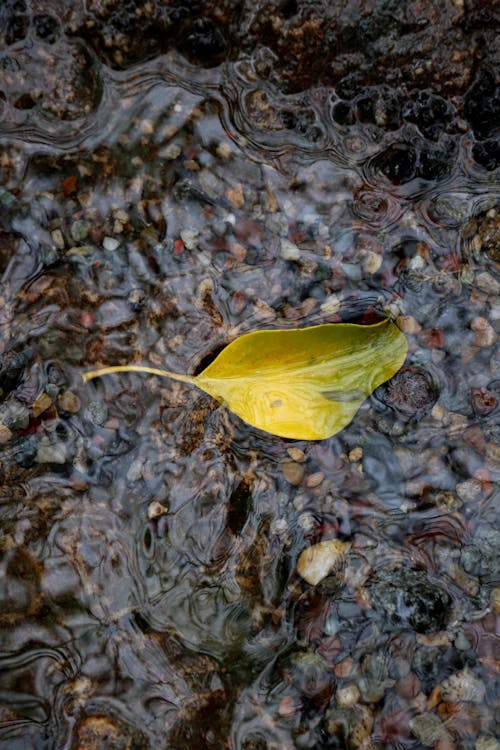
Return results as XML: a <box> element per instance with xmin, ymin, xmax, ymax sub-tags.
<box><xmin>0</xmin><ymin>2</ymin><xmax>498</xmax><ymax>749</ymax></box>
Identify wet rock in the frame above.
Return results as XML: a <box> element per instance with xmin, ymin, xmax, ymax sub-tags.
<box><xmin>36</xmin><ymin>440</ymin><xmax>67</xmax><ymax>464</ymax></box>
<box><xmin>74</xmin><ymin>714</ymin><xmax>146</xmax><ymax>750</ymax></box>
<box><xmin>471</xmin><ymin>387</ymin><xmax>497</xmax><ymax>417</ymax></box>
<box><xmin>102</xmin><ymin>236</ymin><xmax>120</xmax><ymax>251</ymax></box>
<box><xmin>58</xmin><ymin>390</ymin><xmax>81</xmax><ymax>413</ymax></box>
<box><xmin>336</xmin><ymin>683</ymin><xmax>360</xmax><ymax>708</ymax></box>
<box><xmin>71</xmin><ymin>219</ymin><xmax>89</xmax><ymax>242</ymax></box>
<box><xmin>297</xmin><ymin>539</ymin><xmax>350</xmax><ymax>586</ymax></box>
<box><xmin>12</xmin><ymin>435</ymin><xmax>38</xmax><ymax>468</ymax></box>
<box><xmin>375</xmin><ymin>366</ymin><xmax>437</xmax><ymax>420</ymax></box>
<box><xmin>460</xmin><ymin>526</ymin><xmax>500</xmax><ymax>578</ymax></box>
<box><xmin>2</xmin><ymin>401</ymin><xmax>30</xmax><ymax>430</ymax></box>
<box><xmin>281</xmin><ymin>459</ymin><xmax>304</xmax><ymax>485</ymax></box>
<box><xmin>126</xmin><ymin>459</ymin><xmax>144</xmax><ymax>482</ymax></box>
<box><xmin>410</xmin><ymin>712</ymin><xmax>452</xmax><ymax>746</ymax></box>
<box><xmin>0</xmin><ymin>422</ymin><xmax>12</xmax><ymax>442</ymax></box>
<box><xmin>32</xmin><ymin>391</ymin><xmax>52</xmax><ymax>417</ymax></box>
<box><xmin>0</xmin><ymin>347</ymin><xmax>32</xmax><ymax>397</ymax></box>
<box><xmin>280</xmin><ymin>238</ymin><xmax>300</xmax><ymax>261</ymax></box>
<box><xmin>370</xmin><ymin>568</ymin><xmax>452</xmax><ymax>633</ymax></box>
<box><xmin>440</xmin><ymin>667</ymin><xmax>486</xmax><ymax>704</ymax></box>
<box><xmin>327</xmin><ymin>705</ymin><xmax>374</xmax><ymax>747</ymax></box>
<box><xmin>476</xmin><ymin>738</ymin><xmax>500</xmax><ymax>750</ymax></box>
<box><xmin>475</xmin><ymin>272</ymin><xmax>500</xmax><ymax>296</ymax></box>
<box><xmin>86</xmin><ymin>399</ymin><xmax>108</xmax><ymax>426</ymax></box>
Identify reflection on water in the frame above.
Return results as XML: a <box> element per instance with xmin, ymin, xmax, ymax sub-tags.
<box><xmin>0</xmin><ymin>1</ymin><xmax>499</xmax><ymax>748</ymax></box>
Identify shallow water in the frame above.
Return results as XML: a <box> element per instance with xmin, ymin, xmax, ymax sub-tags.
<box><xmin>0</xmin><ymin>2</ymin><xmax>499</xmax><ymax>749</ymax></box>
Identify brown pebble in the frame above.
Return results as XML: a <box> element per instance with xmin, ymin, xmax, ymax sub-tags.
<box><xmin>349</xmin><ymin>446</ymin><xmax>363</xmax><ymax>462</ymax></box>
<box><xmin>471</xmin><ymin>317</ymin><xmax>496</xmax><ymax>347</ymax></box>
<box><xmin>281</xmin><ymin>460</ymin><xmax>304</xmax><ymax>485</ymax></box>
<box><xmin>226</xmin><ymin>184</ymin><xmax>244</xmax><ymax>209</ymax></box>
<box><xmin>58</xmin><ymin>391</ymin><xmax>81</xmax><ymax>413</ymax></box>
<box><xmin>335</xmin><ymin>657</ymin><xmax>355</xmax><ymax>678</ymax></box>
<box><xmin>306</xmin><ymin>471</ymin><xmax>324</xmax><ymax>488</ymax></box>
<box><xmin>231</xmin><ymin>242</ymin><xmax>247</xmax><ymax>262</ymax></box>
<box><xmin>419</xmin><ymin>328</ymin><xmax>446</xmax><ymax>349</ymax></box>
<box><xmin>397</xmin><ymin>671</ymin><xmax>421</xmax><ymax>699</ymax></box>
<box><xmin>434</xmin><ymin>740</ymin><xmax>456</xmax><ymax>750</ymax></box>
<box><xmin>0</xmin><ymin>423</ymin><xmax>12</xmax><ymax>443</ymax></box>
<box><xmin>427</xmin><ymin>685</ymin><xmax>442</xmax><ymax>710</ymax></box>
<box><xmin>397</xmin><ymin>315</ymin><xmax>422</xmax><ymax>334</ymax></box>
<box><xmin>33</xmin><ymin>391</ymin><xmax>53</xmax><ymax>418</ymax></box>
<box><xmin>278</xmin><ymin>695</ymin><xmax>299</xmax><ymax>717</ymax></box>
<box><xmin>287</xmin><ymin>447</ymin><xmax>306</xmax><ymax>463</ymax></box>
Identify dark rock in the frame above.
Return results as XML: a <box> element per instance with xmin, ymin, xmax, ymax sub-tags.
<box><xmin>370</xmin><ymin>568</ymin><xmax>452</xmax><ymax>633</ymax></box>
<box><xmin>375</xmin><ymin>366</ymin><xmax>437</xmax><ymax>420</ymax></box>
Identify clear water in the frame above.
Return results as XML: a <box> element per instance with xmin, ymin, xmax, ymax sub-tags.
<box><xmin>0</xmin><ymin>3</ymin><xmax>498</xmax><ymax>749</ymax></box>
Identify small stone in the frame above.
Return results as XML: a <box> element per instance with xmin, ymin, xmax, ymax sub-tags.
<box><xmin>335</xmin><ymin>658</ymin><xmax>355</xmax><ymax>678</ymax></box>
<box><xmin>36</xmin><ymin>441</ymin><xmax>67</xmax><ymax>464</ymax></box>
<box><xmin>147</xmin><ymin>500</ymin><xmax>168</xmax><ymax>519</ymax></box>
<box><xmin>280</xmin><ymin>238</ymin><xmax>301</xmax><ymax>261</ymax></box>
<box><xmin>71</xmin><ymin>219</ymin><xmax>89</xmax><ymax>242</ymax></box>
<box><xmin>306</xmin><ymin>471</ymin><xmax>324</xmax><ymax>488</ymax></box>
<box><xmin>127</xmin><ymin>460</ymin><xmax>144</xmax><ymax>482</ymax></box>
<box><xmin>287</xmin><ymin>447</ymin><xmax>306</xmax><ymax>463</ymax></box>
<box><xmin>409</xmin><ymin>713</ymin><xmax>452</xmax><ymax>746</ymax></box>
<box><xmin>52</xmin><ymin>229</ymin><xmax>65</xmax><ymax>249</ymax></box>
<box><xmin>86</xmin><ymin>400</ymin><xmax>108</xmax><ymax>426</ymax></box>
<box><xmin>140</xmin><ymin>119</ymin><xmax>154</xmax><ymax>135</ymax></box>
<box><xmin>297</xmin><ymin>512</ymin><xmax>315</xmax><ymax>531</ymax></box>
<box><xmin>226</xmin><ymin>184</ymin><xmax>244</xmax><ymax>209</ymax></box>
<box><xmin>281</xmin><ymin>460</ymin><xmax>305</xmax><ymax>485</ymax></box>
<box><xmin>456</xmin><ymin>479</ymin><xmax>482</xmax><ymax>502</ymax></box>
<box><xmin>278</xmin><ymin>695</ymin><xmax>298</xmax><ymax>718</ymax></box>
<box><xmin>4</xmin><ymin>403</ymin><xmax>30</xmax><ymax>430</ymax></box>
<box><xmin>320</xmin><ymin>294</ymin><xmax>341</xmax><ymax>314</ymax></box>
<box><xmin>297</xmin><ymin>539</ymin><xmax>350</xmax><ymax>586</ymax></box>
<box><xmin>397</xmin><ymin>315</ymin><xmax>422</xmax><ymax>334</ymax></box>
<box><xmin>337</xmin><ymin>684</ymin><xmax>360</xmax><ymax>708</ymax></box>
<box><xmin>435</xmin><ymin>740</ymin><xmax>456</xmax><ymax>750</ymax></box>
<box><xmin>416</xmin><ymin>631</ymin><xmax>451</xmax><ymax>647</ymax></box>
<box><xmin>397</xmin><ymin>671</ymin><xmax>421</xmax><ymax>699</ymax></box>
<box><xmin>475</xmin><ymin>272</ymin><xmax>500</xmax><ymax>296</ymax></box>
<box><xmin>0</xmin><ymin>423</ymin><xmax>12</xmax><ymax>443</ymax></box>
<box><xmin>361</xmin><ymin>250</ymin><xmax>383</xmax><ymax>274</ymax></box>
<box><xmin>216</xmin><ymin>141</ymin><xmax>232</xmax><ymax>159</ymax></box>
<box><xmin>471</xmin><ymin>317</ymin><xmax>496</xmax><ymax>347</ymax></box>
<box><xmin>349</xmin><ymin>446</ymin><xmax>363</xmax><ymax>462</ymax></box>
<box><xmin>32</xmin><ymin>391</ymin><xmax>53</xmax><ymax>417</ymax></box>
<box><xmin>58</xmin><ymin>391</ymin><xmax>81</xmax><ymax>414</ymax></box>
<box><xmin>103</xmin><ymin>236</ymin><xmax>120</xmax><ymax>251</ymax></box>
<box><xmin>476</xmin><ymin>737</ymin><xmax>500</xmax><ymax>750</ymax></box>
<box><xmin>180</xmin><ymin>228</ymin><xmax>199</xmax><ymax>250</ymax></box>
<box><xmin>431</xmin><ymin>403</ymin><xmax>446</xmax><ymax>422</ymax></box>
<box><xmin>454</xmin><ymin>631</ymin><xmax>472</xmax><ymax>650</ymax></box>
<box><xmin>159</xmin><ymin>143</ymin><xmax>181</xmax><ymax>160</ymax></box>
<box><xmin>231</xmin><ymin>243</ymin><xmax>247</xmax><ymax>262</ymax></box>
<box><xmin>440</xmin><ymin>667</ymin><xmax>486</xmax><ymax>703</ymax></box>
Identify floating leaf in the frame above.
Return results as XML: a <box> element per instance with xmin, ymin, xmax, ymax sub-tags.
<box><xmin>83</xmin><ymin>320</ymin><xmax>407</xmax><ymax>440</ymax></box>
<box><xmin>297</xmin><ymin>539</ymin><xmax>351</xmax><ymax>586</ymax></box>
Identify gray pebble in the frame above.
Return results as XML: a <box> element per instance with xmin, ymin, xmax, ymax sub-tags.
<box><xmin>71</xmin><ymin>219</ymin><xmax>90</xmax><ymax>242</ymax></box>
<box><xmin>87</xmin><ymin>400</ymin><xmax>108</xmax><ymax>426</ymax></box>
<box><xmin>36</xmin><ymin>441</ymin><xmax>67</xmax><ymax>464</ymax></box>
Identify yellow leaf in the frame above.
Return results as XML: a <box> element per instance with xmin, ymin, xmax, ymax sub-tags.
<box><xmin>83</xmin><ymin>320</ymin><xmax>407</xmax><ymax>440</ymax></box>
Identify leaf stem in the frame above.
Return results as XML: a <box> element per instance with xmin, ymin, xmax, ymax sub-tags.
<box><xmin>82</xmin><ymin>365</ymin><xmax>196</xmax><ymax>385</ymax></box>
